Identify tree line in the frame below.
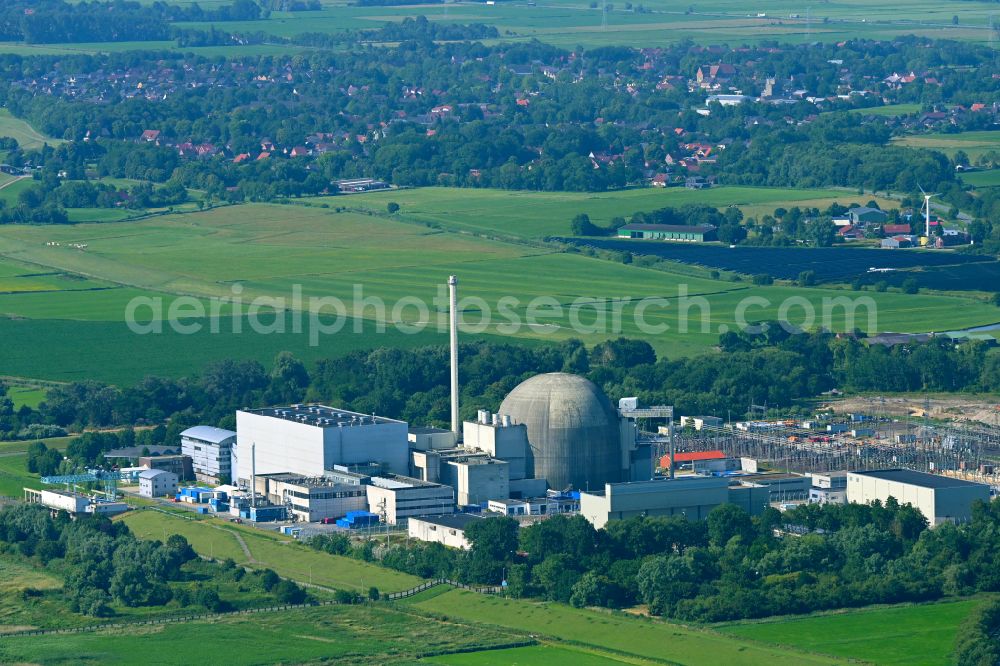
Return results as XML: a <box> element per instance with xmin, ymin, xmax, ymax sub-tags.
<box><xmin>318</xmin><ymin>496</ymin><xmax>1000</xmax><ymax>625</ymax></box>
<box><xmin>0</xmin><ymin>503</ymin><xmax>307</xmax><ymax>617</ymax></box>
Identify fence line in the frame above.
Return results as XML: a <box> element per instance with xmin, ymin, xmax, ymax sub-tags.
<box><xmin>386</xmin><ymin>578</ymin><xmax>503</xmax><ymax>600</ymax></box>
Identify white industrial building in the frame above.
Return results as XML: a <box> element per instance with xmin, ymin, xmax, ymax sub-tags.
<box><xmin>408</xmin><ymin>514</ymin><xmax>484</xmax><ymax>549</ymax></box>
<box><xmin>254</xmin><ymin>472</ymin><xmax>368</xmax><ymax>523</ymax></box>
<box><xmin>809</xmin><ymin>471</ymin><xmax>848</xmax><ymax>504</ymax></box>
<box><xmin>181</xmin><ymin>425</ymin><xmax>237</xmax><ymax>484</ymax></box>
<box><xmin>23</xmin><ymin>488</ymin><xmax>128</xmax><ymax>515</ymax></box>
<box><xmin>235</xmin><ymin>405</ymin><xmax>409</xmax><ymax>486</ymax></box>
<box><xmin>365</xmin><ymin>475</ymin><xmax>456</xmax><ymax>525</ymax></box>
<box><xmin>846</xmin><ymin>469</ymin><xmax>991</xmax><ymax>525</ymax></box>
<box><xmin>138</xmin><ymin>469</ymin><xmax>178</xmax><ymax>498</ymax></box>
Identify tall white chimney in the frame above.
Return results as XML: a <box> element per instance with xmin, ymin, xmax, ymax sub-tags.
<box><xmin>449</xmin><ymin>275</ymin><xmax>459</xmax><ymax>436</ymax></box>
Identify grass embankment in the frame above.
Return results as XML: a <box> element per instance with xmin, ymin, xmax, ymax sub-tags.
<box><xmin>119</xmin><ymin>509</ymin><xmax>422</xmax><ymax>593</ymax></box>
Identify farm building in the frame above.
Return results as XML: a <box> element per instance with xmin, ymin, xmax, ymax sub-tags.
<box><xmin>849</xmin><ymin>207</ymin><xmax>888</xmax><ymax>225</ymax></box>
<box><xmin>616</xmin><ymin>223</ymin><xmax>717</xmax><ymax>242</ymax></box>
<box><xmin>881</xmin><ymin>236</ymin><xmax>914</xmax><ymax>249</ymax></box>
<box><xmin>847</xmin><ymin>469</ymin><xmax>990</xmax><ymax>525</ymax></box>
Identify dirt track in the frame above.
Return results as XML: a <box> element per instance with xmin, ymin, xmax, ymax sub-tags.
<box><xmin>825</xmin><ymin>395</ymin><xmax>1000</xmax><ymax>425</ymax></box>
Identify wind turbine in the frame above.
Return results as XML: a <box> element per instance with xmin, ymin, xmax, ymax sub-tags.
<box><xmin>918</xmin><ymin>184</ymin><xmax>938</xmax><ymax>238</ymax></box>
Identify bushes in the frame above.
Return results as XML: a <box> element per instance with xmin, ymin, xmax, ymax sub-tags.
<box><xmin>952</xmin><ymin>599</ymin><xmax>1000</xmax><ymax>665</ymax></box>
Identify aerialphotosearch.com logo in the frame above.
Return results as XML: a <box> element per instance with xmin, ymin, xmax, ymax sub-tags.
<box><xmin>124</xmin><ymin>282</ymin><xmax>878</xmax><ymax>345</ymax></box>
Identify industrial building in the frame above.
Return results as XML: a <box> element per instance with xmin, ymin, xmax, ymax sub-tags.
<box><xmin>365</xmin><ymin>475</ymin><xmax>456</xmax><ymax>525</ymax></box>
<box><xmin>809</xmin><ymin>471</ymin><xmax>848</xmax><ymax>504</ymax></box>
<box><xmin>138</xmin><ymin>455</ymin><xmax>192</xmax><ymax>481</ymax></box>
<box><xmin>846</xmin><ymin>469</ymin><xmax>991</xmax><ymax>525</ymax></box>
<box><xmin>139</xmin><ymin>469</ymin><xmax>178</xmax><ymax>498</ymax></box>
<box><xmin>253</xmin><ymin>472</ymin><xmax>368</xmax><ymax>523</ymax></box>
<box><xmin>24</xmin><ymin>488</ymin><xmax>128</xmax><ymax>516</ymax></box>
<box><xmin>579</xmin><ymin>475</ymin><xmax>777</xmax><ymax>529</ymax></box>
<box><xmin>616</xmin><ymin>223</ymin><xmax>717</xmax><ymax>242</ymax></box>
<box><xmin>235</xmin><ymin>405</ymin><xmax>408</xmax><ymax>485</ymax></box>
<box><xmin>408</xmin><ymin>514</ymin><xmax>484</xmax><ymax>549</ymax></box>
<box><xmin>181</xmin><ymin>425</ymin><xmax>237</xmax><ymax>484</ymax></box>
<box><xmin>580</xmin><ymin>476</ymin><xmax>730</xmax><ymax>528</ymax></box>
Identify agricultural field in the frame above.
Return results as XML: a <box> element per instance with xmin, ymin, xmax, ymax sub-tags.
<box><xmin>412</xmin><ymin>588</ymin><xmax>848</xmax><ymax>665</ymax></box>
<box><xmin>119</xmin><ymin>509</ymin><xmax>423</xmax><ymax>593</ymax></box>
<box><xmin>893</xmin><ymin>129</ymin><xmax>1000</xmax><ymax>160</ymax></box>
<box><xmin>339</xmin><ymin>185</ymin><xmax>895</xmax><ymax>241</ymax></box>
<box><xmin>1</xmin><ymin>198</ymin><xmax>998</xmax><ymax>383</ymax></box>
<box><xmin>717</xmin><ymin>598</ymin><xmax>983</xmax><ymax>666</ymax></box>
<box><xmin>0</xmin><ymin>600</ymin><xmax>522</xmax><ymax>665</ymax></box>
<box><xmin>960</xmin><ymin>168</ymin><xmax>1000</xmax><ymax>189</ymax></box>
<box><xmin>0</xmin><ymin>0</ymin><xmax>993</xmax><ymax>55</ymax></box>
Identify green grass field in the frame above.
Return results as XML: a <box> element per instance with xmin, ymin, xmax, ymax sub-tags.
<box><xmin>423</xmin><ymin>644</ymin><xmax>639</xmax><ymax>665</ymax></box>
<box><xmin>0</xmin><ymin>603</ymin><xmax>521</xmax><ymax>666</ymax></box>
<box><xmin>0</xmin><ymin>195</ymin><xmax>997</xmax><ymax>382</ymax></box>
<box><xmin>119</xmin><ymin>509</ymin><xmax>422</xmax><ymax>593</ymax></box>
<box><xmin>0</xmin><ymin>109</ymin><xmax>62</xmax><ymax>150</ymax></box>
<box><xmin>894</xmin><ymin>130</ymin><xmax>1000</xmax><ymax>160</ymax></box>
<box><xmin>5</xmin><ymin>385</ymin><xmax>48</xmax><ymax>409</ymax></box>
<box><xmin>959</xmin><ymin>168</ymin><xmax>1000</xmax><ymax>188</ymax></box>
<box><xmin>336</xmin><ymin>186</ymin><xmax>895</xmax><ymax>240</ymax></box>
<box><xmin>413</xmin><ymin>588</ymin><xmax>847</xmax><ymax>665</ymax></box>
<box><xmin>0</xmin><ymin>452</ymin><xmax>41</xmax><ymax>498</ymax></box>
<box><xmin>847</xmin><ymin>103</ymin><xmax>923</xmax><ymax>117</ymax></box>
<box><xmin>717</xmin><ymin>598</ymin><xmax>983</xmax><ymax>665</ymax></box>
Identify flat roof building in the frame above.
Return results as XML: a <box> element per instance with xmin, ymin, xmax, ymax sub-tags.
<box><xmin>254</xmin><ymin>473</ymin><xmax>368</xmax><ymax>523</ymax></box>
<box><xmin>408</xmin><ymin>514</ymin><xmax>484</xmax><ymax>549</ymax></box>
<box><xmin>235</xmin><ymin>405</ymin><xmax>408</xmax><ymax>486</ymax></box>
<box><xmin>365</xmin><ymin>475</ymin><xmax>455</xmax><ymax>525</ymax></box>
<box><xmin>580</xmin><ymin>476</ymin><xmax>730</xmax><ymax>529</ymax></box>
<box><xmin>847</xmin><ymin>469</ymin><xmax>991</xmax><ymax>525</ymax></box>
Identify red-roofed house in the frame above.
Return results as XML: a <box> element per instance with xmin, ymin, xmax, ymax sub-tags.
<box><xmin>883</xmin><ymin>223</ymin><xmax>911</xmax><ymax>236</ymax></box>
<box><xmin>140</xmin><ymin>129</ymin><xmax>160</xmax><ymax>142</ymax></box>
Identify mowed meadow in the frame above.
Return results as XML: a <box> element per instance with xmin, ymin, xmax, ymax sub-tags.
<box><xmin>0</xmin><ymin>189</ymin><xmax>998</xmax><ymax>384</ymax></box>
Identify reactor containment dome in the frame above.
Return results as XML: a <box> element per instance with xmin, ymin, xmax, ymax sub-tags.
<box><xmin>498</xmin><ymin>372</ymin><xmax>625</xmax><ymax>491</ymax></box>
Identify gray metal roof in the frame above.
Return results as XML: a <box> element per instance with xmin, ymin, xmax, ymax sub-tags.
<box><xmin>180</xmin><ymin>425</ymin><xmax>236</xmax><ymax>444</ymax></box>
<box><xmin>853</xmin><ymin>469</ymin><xmax>989</xmax><ymax>489</ymax></box>
<box><xmin>139</xmin><ymin>469</ymin><xmax>174</xmax><ymax>480</ymax></box>
<box><xmin>412</xmin><ymin>513</ymin><xmax>483</xmax><ymax>530</ymax></box>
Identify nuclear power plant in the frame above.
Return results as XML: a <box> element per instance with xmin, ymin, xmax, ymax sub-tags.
<box><xmin>222</xmin><ymin>274</ymin><xmax>666</xmax><ymax>524</ymax></box>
